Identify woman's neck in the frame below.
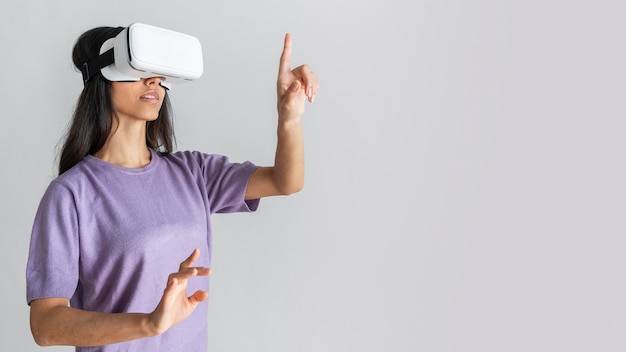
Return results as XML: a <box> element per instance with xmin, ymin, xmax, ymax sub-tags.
<box><xmin>93</xmin><ymin>121</ymin><xmax>152</xmax><ymax>168</ymax></box>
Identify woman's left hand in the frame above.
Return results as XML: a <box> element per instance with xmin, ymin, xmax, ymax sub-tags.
<box><xmin>245</xmin><ymin>34</ymin><xmax>318</xmax><ymax>200</ymax></box>
<box><xmin>276</xmin><ymin>33</ymin><xmax>319</xmax><ymax>121</ymax></box>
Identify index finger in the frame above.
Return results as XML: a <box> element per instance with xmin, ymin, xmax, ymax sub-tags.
<box><xmin>179</xmin><ymin>248</ymin><xmax>200</xmax><ymax>270</ymax></box>
<box><xmin>279</xmin><ymin>33</ymin><xmax>293</xmax><ymax>75</ymax></box>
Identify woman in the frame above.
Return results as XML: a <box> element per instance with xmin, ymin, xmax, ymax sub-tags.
<box><xmin>26</xmin><ymin>25</ymin><xmax>318</xmax><ymax>351</ymax></box>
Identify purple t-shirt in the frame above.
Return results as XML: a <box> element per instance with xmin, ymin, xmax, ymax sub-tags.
<box><xmin>26</xmin><ymin>149</ymin><xmax>259</xmax><ymax>351</ymax></box>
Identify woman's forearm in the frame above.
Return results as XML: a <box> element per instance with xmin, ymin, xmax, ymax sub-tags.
<box><xmin>31</xmin><ymin>299</ymin><xmax>157</xmax><ymax>347</ymax></box>
<box><xmin>274</xmin><ymin>118</ymin><xmax>304</xmax><ymax>195</ymax></box>
<box><xmin>244</xmin><ymin>117</ymin><xmax>305</xmax><ymax>200</ymax></box>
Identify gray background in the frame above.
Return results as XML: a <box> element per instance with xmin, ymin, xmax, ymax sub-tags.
<box><xmin>1</xmin><ymin>0</ymin><xmax>625</xmax><ymax>351</ymax></box>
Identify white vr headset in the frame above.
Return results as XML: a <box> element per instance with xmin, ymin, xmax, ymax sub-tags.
<box><xmin>81</xmin><ymin>23</ymin><xmax>203</xmax><ymax>89</ymax></box>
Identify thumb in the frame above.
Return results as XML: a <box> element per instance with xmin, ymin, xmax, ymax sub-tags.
<box><xmin>283</xmin><ymin>80</ymin><xmax>302</xmax><ymax>102</ymax></box>
<box><xmin>280</xmin><ymin>80</ymin><xmax>304</xmax><ymax>116</ymax></box>
<box><xmin>289</xmin><ymin>79</ymin><xmax>301</xmax><ymax>93</ymax></box>
<box><xmin>282</xmin><ymin>80</ymin><xmax>303</xmax><ymax>109</ymax></box>
<box><xmin>188</xmin><ymin>290</ymin><xmax>209</xmax><ymax>306</ymax></box>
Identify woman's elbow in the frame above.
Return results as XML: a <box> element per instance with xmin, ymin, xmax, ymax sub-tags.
<box><xmin>30</xmin><ymin>319</ymin><xmax>53</xmax><ymax>346</ymax></box>
<box><xmin>279</xmin><ymin>180</ymin><xmax>304</xmax><ymax>195</ymax></box>
<box><xmin>29</xmin><ymin>298</ymin><xmax>67</xmax><ymax>346</ymax></box>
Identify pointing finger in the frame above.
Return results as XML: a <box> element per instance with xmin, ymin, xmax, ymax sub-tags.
<box><xmin>279</xmin><ymin>33</ymin><xmax>293</xmax><ymax>76</ymax></box>
<box><xmin>179</xmin><ymin>248</ymin><xmax>200</xmax><ymax>271</ymax></box>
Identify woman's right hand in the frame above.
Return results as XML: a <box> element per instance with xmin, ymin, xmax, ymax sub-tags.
<box><xmin>29</xmin><ymin>248</ymin><xmax>212</xmax><ymax>346</ymax></box>
<box><xmin>148</xmin><ymin>248</ymin><xmax>212</xmax><ymax>335</ymax></box>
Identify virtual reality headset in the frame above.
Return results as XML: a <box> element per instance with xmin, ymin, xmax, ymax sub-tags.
<box><xmin>81</xmin><ymin>23</ymin><xmax>203</xmax><ymax>89</ymax></box>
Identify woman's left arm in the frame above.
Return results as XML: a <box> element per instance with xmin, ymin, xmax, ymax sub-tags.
<box><xmin>245</xmin><ymin>33</ymin><xmax>319</xmax><ymax>200</ymax></box>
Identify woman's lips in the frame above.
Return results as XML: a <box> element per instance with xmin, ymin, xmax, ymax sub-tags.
<box><xmin>140</xmin><ymin>90</ymin><xmax>160</xmax><ymax>103</ymax></box>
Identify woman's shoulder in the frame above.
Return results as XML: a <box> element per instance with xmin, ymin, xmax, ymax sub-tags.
<box><xmin>51</xmin><ymin>157</ymin><xmax>95</xmax><ymax>186</ymax></box>
<box><xmin>38</xmin><ymin>159</ymin><xmax>97</xmax><ymax>204</ymax></box>
<box><xmin>160</xmin><ymin>150</ymin><xmax>257</xmax><ymax>183</ymax></box>
<box><xmin>164</xmin><ymin>150</ymin><xmax>231</xmax><ymax>169</ymax></box>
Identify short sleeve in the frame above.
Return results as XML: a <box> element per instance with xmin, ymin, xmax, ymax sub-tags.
<box><xmin>26</xmin><ymin>181</ymin><xmax>80</xmax><ymax>305</ymax></box>
<box><xmin>189</xmin><ymin>151</ymin><xmax>260</xmax><ymax>214</ymax></box>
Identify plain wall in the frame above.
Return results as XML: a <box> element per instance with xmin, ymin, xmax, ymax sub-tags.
<box><xmin>1</xmin><ymin>0</ymin><xmax>625</xmax><ymax>351</ymax></box>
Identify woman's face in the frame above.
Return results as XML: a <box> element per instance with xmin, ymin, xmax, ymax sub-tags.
<box><xmin>110</xmin><ymin>77</ymin><xmax>166</xmax><ymax>123</ymax></box>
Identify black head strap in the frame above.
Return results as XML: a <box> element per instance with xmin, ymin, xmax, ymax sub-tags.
<box><xmin>81</xmin><ymin>48</ymin><xmax>115</xmax><ymax>86</ymax></box>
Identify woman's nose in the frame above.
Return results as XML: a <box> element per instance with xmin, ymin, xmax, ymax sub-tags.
<box><xmin>144</xmin><ymin>76</ymin><xmax>165</xmax><ymax>85</ymax></box>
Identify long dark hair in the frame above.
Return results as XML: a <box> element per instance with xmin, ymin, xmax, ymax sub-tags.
<box><xmin>58</xmin><ymin>26</ymin><xmax>175</xmax><ymax>175</ymax></box>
